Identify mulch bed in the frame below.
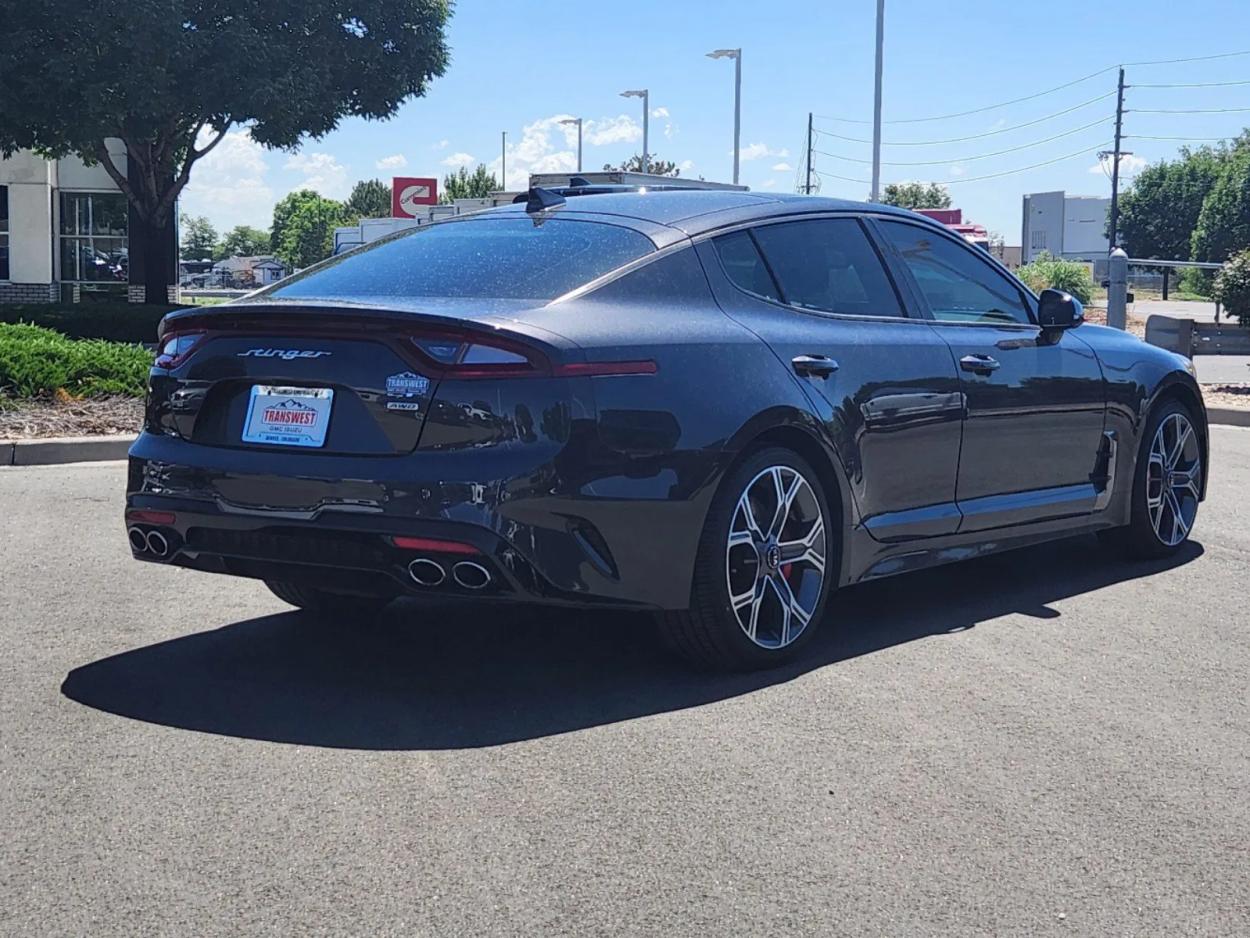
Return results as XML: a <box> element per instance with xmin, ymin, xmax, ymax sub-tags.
<box><xmin>0</xmin><ymin>396</ymin><xmax>143</xmax><ymax>440</ymax></box>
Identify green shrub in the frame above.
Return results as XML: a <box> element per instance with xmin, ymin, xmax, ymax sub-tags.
<box><xmin>1016</xmin><ymin>251</ymin><xmax>1095</xmax><ymax>304</ymax></box>
<box><xmin>0</xmin><ymin>303</ymin><xmax>181</xmax><ymax>344</ymax></box>
<box><xmin>0</xmin><ymin>323</ymin><xmax>153</xmax><ymax>399</ymax></box>
<box><xmin>1213</xmin><ymin>249</ymin><xmax>1250</xmax><ymax>327</ymax></box>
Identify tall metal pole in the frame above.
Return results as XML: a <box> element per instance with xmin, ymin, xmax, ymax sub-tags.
<box><xmin>869</xmin><ymin>0</ymin><xmax>885</xmax><ymax>201</ymax></box>
<box><xmin>577</xmin><ymin>121</ymin><xmax>583</xmax><ymax>173</ymax></box>
<box><xmin>1108</xmin><ymin>67</ymin><xmax>1126</xmax><ymax>252</ymax></box>
<box><xmin>805</xmin><ymin>112</ymin><xmax>813</xmax><ymax>194</ymax></box>
<box><xmin>501</xmin><ymin>131</ymin><xmax>507</xmax><ymax>190</ymax></box>
<box><xmin>733</xmin><ymin>50</ymin><xmax>742</xmax><ymax>185</ymax></box>
<box><xmin>642</xmin><ymin>90</ymin><xmax>649</xmax><ymax>174</ymax></box>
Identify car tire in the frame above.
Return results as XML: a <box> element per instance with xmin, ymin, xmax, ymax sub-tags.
<box><xmin>265</xmin><ymin>580</ymin><xmax>395</xmax><ymax>621</ymax></box>
<box><xmin>1098</xmin><ymin>398</ymin><xmax>1202</xmax><ymax>561</ymax></box>
<box><xmin>660</xmin><ymin>447</ymin><xmax>836</xmax><ymax>671</ymax></box>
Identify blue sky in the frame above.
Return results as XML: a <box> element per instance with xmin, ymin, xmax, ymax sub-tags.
<box><xmin>181</xmin><ymin>0</ymin><xmax>1250</xmax><ymax>243</ymax></box>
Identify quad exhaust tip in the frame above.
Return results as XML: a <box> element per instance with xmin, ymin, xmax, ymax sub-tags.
<box><xmin>129</xmin><ymin>526</ymin><xmax>172</xmax><ymax>558</ymax></box>
<box><xmin>452</xmin><ymin>561</ymin><xmax>491</xmax><ymax>590</ymax></box>
<box><xmin>407</xmin><ymin>558</ymin><xmax>447</xmax><ymax>587</ymax></box>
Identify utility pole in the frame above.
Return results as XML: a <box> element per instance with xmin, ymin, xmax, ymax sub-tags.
<box><xmin>869</xmin><ymin>0</ymin><xmax>885</xmax><ymax>201</ymax></box>
<box><xmin>501</xmin><ymin>131</ymin><xmax>507</xmax><ymax>191</ymax></box>
<box><xmin>559</xmin><ymin>118</ymin><xmax>583</xmax><ymax>173</ymax></box>
<box><xmin>706</xmin><ymin>49</ymin><xmax>742</xmax><ymax>185</ymax></box>
<box><xmin>620</xmin><ymin>90</ymin><xmax>649</xmax><ymax>174</ymax></box>
<box><xmin>1108</xmin><ymin>67</ymin><xmax>1126</xmax><ymax>252</ymax></box>
<box><xmin>805</xmin><ymin>112</ymin><xmax>814</xmax><ymax>194</ymax></box>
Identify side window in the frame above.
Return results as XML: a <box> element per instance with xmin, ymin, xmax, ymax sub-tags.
<box><xmin>751</xmin><ymin>218</ymin><xmax>903</xmax><ymax>317</ymax></box>
<box><xmin>878</xmin><ymin>220</ymin><xmax>1033</xmax><ymax>325</ymax></box>
<box><xmin>712</xmin><ymin>230</ymin><xmax>780</xmax><ymax>302</ymax></box>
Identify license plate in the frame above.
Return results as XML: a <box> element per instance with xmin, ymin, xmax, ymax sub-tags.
<box><xmin>242</xmin><ymin>385</ymin><xmax>334</xmax><ymax>448</ymax></box>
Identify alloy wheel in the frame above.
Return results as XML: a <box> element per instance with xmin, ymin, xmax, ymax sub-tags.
<box><xmin>725</xmin><ymin>465</ymin><xmax>827</xmax><ymax>649</ymax></box>
<box><xmin>1146</xmin><ymin>411</ymin><xmax>1201</xmax><ymax>547</ymax></box>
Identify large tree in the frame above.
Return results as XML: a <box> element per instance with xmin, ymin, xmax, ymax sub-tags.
<box><xmin>180</xmin><ymin>214</ymin><xmax>219</xmax><ymax>261</ymax></box>
<box><xmin>274</xmin><ymin>194</ymin><xmax>346</xmax><ymax>270</ymax></box>
<box><xmin>603</xmin><ymin>154</ymin><xmax>681</xmax><ymax>177</ymax></box>
<box><xmin>1116</xmin><ymin>147</ymin><xmax>1227</xmax><ymax>258</ymax></box>
<box><xmin>882</xmin><ymin>182</ymin><xmax>952</xmax><ymax>210</ymax></box>
<box><xmin>441</xmin><ymin>164</ymin><xmax>500</xmax><ymax>202</ymax></box>
<box><xmin>343</xmin><ymin>179</ymin><xmax>392</xmax><ymax>222</ymax></box>
<box><xmin>0</xmin><ymin>1</ymin><xmax>450</xmax><ymax>302</ymax></box>
<box><xmin>217</xmin><ymin>225</ymin><xmax>272</xmax><ymax>260</ymax></box>
<box><xmin>1191</xmin><ymin>147</ymin><xmax>1250</xmax><ymax>264</ymax></box>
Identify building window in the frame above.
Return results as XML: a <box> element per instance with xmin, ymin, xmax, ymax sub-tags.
<box><xmin>0</xmin><ymin>185</ymin><xmax>9</xmax><ymax>281</ymax></box>
<box><xmin>59</xmin><ymin>192</ymin><xmax>128</xmax><ymax>288</ymax></box>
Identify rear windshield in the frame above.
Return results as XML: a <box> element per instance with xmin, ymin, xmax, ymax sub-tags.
<box><xmin>263</xmin><ymin>216</ymin><xmax>656</xmax><ymax>302</ymax></box>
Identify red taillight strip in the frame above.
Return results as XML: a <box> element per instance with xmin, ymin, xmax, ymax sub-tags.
<box><xmin>555</xmin><ymin>361</ymin><xmax>658</xmax><ymax>377</ymax></box>
<box><xmin>390</xmin><ymin>536</ymin><xmax>480</xmax><ymax>555</ymax></box>
<box><xmin>126</xmin><ymin>510</ymin><xmax>177</xmax><ymax>525</ymax></box>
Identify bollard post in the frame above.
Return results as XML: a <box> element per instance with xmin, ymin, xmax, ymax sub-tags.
<box><xmin>1107</xmin><ymin>248</ymin><xmax>1128</xmax><ymax>330</ymax></box>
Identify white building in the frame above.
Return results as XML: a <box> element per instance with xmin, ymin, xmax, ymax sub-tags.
<box><xmin>1021</xmin><ymin>190</ymin><xmax>1111</xmax><ymax>264</ymax></box>
<box><xmin>0</xmin><ymin>141</ymin><xmax>176</xmax><ymax>304</ymax></box>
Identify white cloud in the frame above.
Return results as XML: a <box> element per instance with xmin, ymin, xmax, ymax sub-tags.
<box><xmin>433</xmin><ymin>139</ymin><xmax>449</xmax><ymax>150</ymax></box>
<box><xmin>949</xmin><ymin>164</ymin><xmax>966</xmax><ymax>177</ymax></box>
<box><xmin>180</xmin><ymin>129</ymin><xmax>274</xmax><ymax>230</ymax></box>
<box><xmin>376</xmin><ymin>154</ymin><xmax>407</xmax><ymax>170</ymax></box>
<box><xmin>284</xmin><ymin>151</ymin><xmax>349</xmax><ymax>199</ymax></box>
<box><xmin>584</xmin><ymin>114</ymin><xmax>643</xmax><ymax>147</ymax></box>
<box><xmin>1089</xmin><ymin>153</ymin><xmax>1148</xmax><ymax>175</ymax></box>
<box><xmin>759</xmin><ymin>178</ymin><xmax>778</xmax><ymax>190</ymax></box>
<box><xmin>441</xmin><ymin>151</ymin><xmax>477</xmax><ymax>169</ymax></box>
<box><xmin>679</xmin><ymin>159</ymin><xmax>696</xmax><ymax>173</ymax></box>
<box><xmin>740</xmin><ymin>142</ymin><xmax>789</xmax><ymax>161</ymax></box>
<box><xmin>651</xmin><ymin>107</ymin><xmax>670</xmax><ymax>119</ymax></box>
<box><xmin>771</xmin><ymin>161</ymin><xmax>792</xmax><ymax>172</ymax></box>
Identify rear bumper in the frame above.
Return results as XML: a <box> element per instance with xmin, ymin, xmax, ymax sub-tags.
<box><xmin>125</xmin><ymin>431</ymin><xmax>707</xmax><ymax>609</ymax></box>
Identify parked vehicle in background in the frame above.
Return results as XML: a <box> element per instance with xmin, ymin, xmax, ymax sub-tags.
<box><xmin>126</xmin><ymin>189</ymin><xmax>1207</xmax><ymax>671</ymax></box>
<box><xmin>916</xmin><ymin>207</ymin><xmax>991</xmax><ymax>252</ymax></box>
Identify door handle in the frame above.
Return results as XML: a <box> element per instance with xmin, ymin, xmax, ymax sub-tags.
<box><xmin>959</xmin><ymin>354</ymin><xmax>1000</xmax><ymax>375</ymax></box>
<box><xmin>792</xmin><ymin>354</ymin><xmax>839</xmax><ymax>379</ymax></box>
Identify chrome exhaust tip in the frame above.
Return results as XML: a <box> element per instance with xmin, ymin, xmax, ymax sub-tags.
<box><xmin>145</xmin><ymin>530</ymin><xmax>171</xmax><ymax>558</ymax></box>
<box><xmin>128</xmin><ymin>527</ymin><xmax>149</xmax><ymax>553</ymax></box>
<box><xmin>452</xmin><ymin>561</ymin><xmax>491</xmax><ymax>591</ymax></box>
<box><xmin>408</xmin><ymin>558</ymin><xmax>446</xmax><ymax>587</ymax></box>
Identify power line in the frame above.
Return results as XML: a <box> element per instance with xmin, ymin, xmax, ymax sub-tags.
<box><xmin>813</xmin><ymin>142</ymin><xmax>1109</xmax><ymax>188</ymax></box>
<box><xmin>1131</xmin><ymin>78</ymin><xmax>1250</xmax><ymax>88</ymax></box>
<box><xmin>1126</xmin><ymin>134</ymin><xmax>1232</xmax><ymax>141</ymax></box>
<box><xmin>814</xmin><ymin>94</ymin><xmax>1115</xmax><ymax>146</ymax></box>
<box><xmin>1130</xmin><ymin>106</ymin><xmax>1250</xmax><ymax>114</ymax></box>
<box><xmin>813</xmin><ymin>48</ymin><xmax>1250</xmax><ymax>127</ymax></box>
<box><xmin>812</xmin><ymin>116</ymin><xmax>1110</xmax><ymax>166</ymax></box>
<box><xmin>814</xmin><ymin>65</ymin><xmax>1116</xmax><ymax>125</ymax></box>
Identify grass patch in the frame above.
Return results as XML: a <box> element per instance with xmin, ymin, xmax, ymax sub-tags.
<box><xmin>0</xmin><ymin>323</ymin><xmax>152</xmax><ymax>400</ymax></box>
<box><xmin>0</xmin><ymin>302</ymin><xmax>183</xmax><ymax>344</ymax></box>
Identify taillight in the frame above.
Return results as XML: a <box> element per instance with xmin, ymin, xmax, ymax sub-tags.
<box><xmin>408</xmin><ymin>334</ymin><xmax>655</xmax><ymax>379</ymax></box>
<box><xmin>154</xmin><ymin>331</ymin><xmax>205</xmax><ymax>369</ymax></box>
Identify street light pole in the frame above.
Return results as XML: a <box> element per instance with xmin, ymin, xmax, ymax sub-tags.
<box><xmin>706</xmin><ymin>48</ymin><xmax>742</xmax><ymax>185</ymax></box>
<box><xmin>559</xmin><ymin>118</ymin><xmax>583</xmax><ymax>173</ymax></box>
<box><xmin>501</xmin><ymin>131</ymin><xmax>507</xmax><ymax>190</ymax></box>
<box><xmin>870</xmin><ymin>0</ymin><xmax>885</xmax><ymax>202</ymax></box>
<box><xmin>620</xmin><ymin>89</ymin><xmax>649</xmax><ymax>173</ymax></box>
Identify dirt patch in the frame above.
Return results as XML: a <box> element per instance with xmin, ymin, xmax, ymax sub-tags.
<box><xmin>1085</xmin><ymin>305</ymin><xmax>1147</xmax><ymax>338</ymax></box>
<box><xmin>0</xmin><ymin>396</ymin><xmax>143</xmax><ymax>440</ymax></box>
<box><xmin>1203</xmin><ymin>385</ymin><xmax>1250</xmax><ymax>411</ymax></box>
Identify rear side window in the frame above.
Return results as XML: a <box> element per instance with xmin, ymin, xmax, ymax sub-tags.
<box><xmin>751</xmin><ymin>218</ymin><xmax>903</xmax><ymax>318</ymax></box>
<box><xmin>713</xmin><ymin>230</ymin><xmax>781</xmax><ymax>302</ymax></box>
<box><xmin>877</xmin><ymin>220</ymin><xmax>1033</xmax><ymax>325</ymax></box>
<box><xmin>264</xmin><ymin>216</ymin><xmax>656</xmax><ymax>302</ymax></box>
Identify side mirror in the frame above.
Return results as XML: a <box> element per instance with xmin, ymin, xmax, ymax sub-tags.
<box><xmin>1037</xmin><ymin>288</ymin><xmax>1084</xmax><ymax>330</ymax></box>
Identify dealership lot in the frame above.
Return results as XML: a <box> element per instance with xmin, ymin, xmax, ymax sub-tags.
<box><xmin>2</xmin><ymin>429</ymin><xmax>1248</xmax><ymax>936</ymax></box>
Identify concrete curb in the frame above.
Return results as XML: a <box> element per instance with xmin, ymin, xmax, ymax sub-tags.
<box><xmin>1207</xmin><ymin>407</ymin><xmax>1250</xmax><ymax>428</ymax></box>
<box><xmin>2</xmin><ymin>435</ymin><xmax>135</xmax><ymax>467</ymax></box>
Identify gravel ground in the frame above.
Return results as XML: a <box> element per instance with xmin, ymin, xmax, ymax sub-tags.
<box><xmin>1</xmin><ymin>428</ymin><xmax>1248</xmax><ymax>936</ymax></box>
<box><xmin>0</xmin><ymin>396</ymin><xmax>143</xmax><ymax>439</ymax></box>
<box><xmin>1204</xmin><ymin>384</ymin><xmax>1250</xmax><ymax>410</ymax></box>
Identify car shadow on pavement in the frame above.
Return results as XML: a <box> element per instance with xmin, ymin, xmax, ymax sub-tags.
<box><xmin>62</xmin><ymin>535</ymin><xmax>1202</xmax><ymax>750</ymax></box>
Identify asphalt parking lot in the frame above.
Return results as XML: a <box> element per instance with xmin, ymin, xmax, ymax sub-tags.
<box><xmin>2</xmin><ymin>428</ymin><xmax>1248</xmax><ymax>936</ymax></box>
